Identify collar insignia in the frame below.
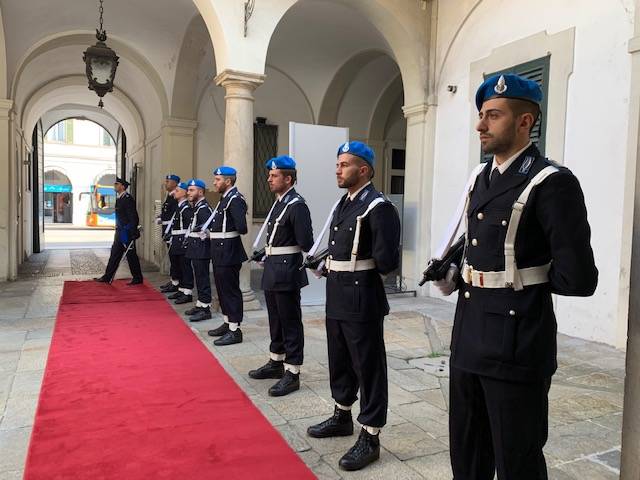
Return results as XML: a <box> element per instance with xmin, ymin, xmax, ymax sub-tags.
<box><xmin>519</xmin><ymin>156</ymin><xmax>535</xmax><ymax>174</ymax></box>
<box><xmin>494</xmin><ymin>75</ymin><xmax>507</xmax><ymax>94</ymax></box>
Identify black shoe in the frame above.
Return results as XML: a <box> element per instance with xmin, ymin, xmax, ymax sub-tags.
<box><xmin>174</xmin><ymin>294</ymin><xmax>193</xmax><ymax>305</ymax></box>
<box><xmin>307</xmin><ymin>406</ymin><xmax>354</xmax><ymax>438</ymax></box>
<box><xmin>159</xmin><ymin>281</ymin><xmax>173</xmax><ymax>290</ymax></box>
<box><xmin>213</xmin><ymin>329</ymin><xmax>243</xmax><ymax>346</ymax></box>
<box><xmin>167</xmin><ymin>291</ymin><xmax>183</xmax><ymax>300</ymax></box>
<box><xmin>93</xmin><ymin>276</ymin><xmax>108</xmax><ymax>283</ymax></box>
<box><xmin>207</xmin><ymin>323</ymin><xmax>229</xmax><ymax>337</ymax></box>
<box><xmin>127</xmin><ymin>278</ymin><xmax>143</xmax><ymax>285</ymax></box>
<box><xmin>184</xmin><ymin>306</ymin><xmax>200</xmax><ymax>315</ymax></box>
<box><xmin>338</xmin><ymin>428</ymin><xmax>380</xmax><ymax>471</ymax></box>
<box><xmin>248</xmin><ymin>359</ymin><xmax>284</xmax><ymax>379</ymax></box>
<box><xmin>160</xmin><ymin>284</ymin><xmax>179</xmax><ymax>293</ymax></box>
<box><xmin>189</xmin><ymin>308</ymin><xmax>212</xmax><ymax>322</ymax></box>
<box><xmin>268</xmin><ymin>370</ymin><xmax>300</xmax><ymax>397</ymax></box>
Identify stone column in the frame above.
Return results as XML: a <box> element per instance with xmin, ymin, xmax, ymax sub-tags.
<box><xmin>214</xmin><ymin>69</ymin><xmax>265</xmax><ymax>311</ymax></box>
<box><xmin>621</xmin><ymin>25</ymin><xmax>640</xmax><ymax>480</ymax></box>
<box><xmin>401</xmin><ymin>102</ymin><xmax>437</xmax><ymax>290</ymax></box>
<box><xmin>0</xmin><ymin>99</ymin><xmax>15</xmax><ymax>281</ymax></box>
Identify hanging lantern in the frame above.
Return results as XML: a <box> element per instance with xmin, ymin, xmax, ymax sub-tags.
<box><xmin>83</xmin><ymin>0</ymin><xmax>119</xmax><ymax>108</ymax></box>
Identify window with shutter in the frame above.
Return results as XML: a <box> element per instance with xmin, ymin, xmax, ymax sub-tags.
<box><xmin>253</xmin><ymin>121</ymin><xmax>278</xmax><ymax>218</ymax></box>
<box><xmin>480</xmin><ymin>55</ymin><xmax>550</xmax><ymax>163</ymax></box>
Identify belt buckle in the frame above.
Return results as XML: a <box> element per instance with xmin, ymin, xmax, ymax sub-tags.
<box><xmin>478</xmin><ymin>271</ymin><xmax>484</xmax><ymax>288</ymax></box>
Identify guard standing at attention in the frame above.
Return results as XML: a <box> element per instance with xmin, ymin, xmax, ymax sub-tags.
<box><xmin>248</xmin><ymin>156</ymin><xmax>314</xmax><ymax>397</ymax></box>
<box><xmin>206</xmin><ymin>166</ymin><xmax>249</xmax><ymax>346</ymax></box>
<box><xmin>306</xmin><ymin>141</ymin><xmax>401</xmax><ymax>472</ymax></box>
<box><xmin>165</xmin><ymin>182</ymin><xmax>195</xmax><ymax>305</ymax></box>
<box><xmin>95</xmin><ymin>177</ymin><xmax>143</xmax><ymax>284</ymax></box>
<box><xmin>182</xmin><ymin>179</ymin><xmax>214</xmax><ymax>322</ymax></box>
<box><xmin>432</xmin><ymin>74</ymin><xmax>598</xmax><ymax>479</ymax></box>
<box><xmin>158</xmin><ymin>174</ymin><xmax>180</xmax><ymax>293</ymax></box>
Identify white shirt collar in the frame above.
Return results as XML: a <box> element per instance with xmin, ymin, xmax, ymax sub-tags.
<box><xmin>348</xmin><ymin>181</ymin><xmax>371</xmax><ymax>201</ymax></box>
<box><xmin>117</xmin><ymin>191</ymin><xmax>126</xmax><ymax>199</ymax></box>
<box><xmin>178</xmin><ymin>198</ymin><xmax>188</xmax><ymax>206</ymax></box>
<box><xmin>491</xmin><ymin>141</ymin><xmax>532</xmax><ymax>174</ymax></box>
<box><xmin>168</xmin><ymin>189</ymin><xmax>176</xmax><ymax>197</ymax></box>
<box><xmin>277</xmin><ymin>186</ymin><xmax>294</xmax><ymax>201</ymax></box>
<box><xmin>223</xmin><ymin>186</ymin><xmax>236</xmax><ymax>198</ymax></box>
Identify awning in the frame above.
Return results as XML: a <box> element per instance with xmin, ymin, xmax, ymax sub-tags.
<box><xmin>44</xmin><ymin>184</ymin><xmax>72</xmax><ymax>193</ymax></box>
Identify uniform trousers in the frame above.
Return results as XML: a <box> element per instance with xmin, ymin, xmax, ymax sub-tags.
<box><xmin>104</xmin><ymin>239</ymin><xmax>142</xmax><ymax>282</ymax></box>
<box><xmin>177</xmin><ymin>254</ymin><xmax>194</xmax><ymax>291</ymax></box>
<box><xmin>449</xmin><ymin>366</ymin><xmax>551</xmax><ymax>480</ymax></box>
<box><xmin>189</xmin><ymin>258</ymin><xmax>212</xmax><ymax>305</ymax></box>
<box><xmin>265</xmin><ymin>289</ymin><xmax>304</xmax><ymax>365</ymax></box>
<box><xmin>325</xmin><ymin>317</ymin><xmax>388</xmax><ymax>428</ymax></box>
<box><xmin>168</xmin><ymin>250</ymin><xmax>182</xmax><ymax>282</ymax></box>
<box><xmin>213</xmin><ymin>264</ymin><xmax>243</xmax><ymax>323</ymax></box>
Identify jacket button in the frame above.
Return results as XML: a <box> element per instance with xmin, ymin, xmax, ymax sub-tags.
<box><xmin>331</xmin><ymin>240</ymin><xmax>335</xmax><ymax>245</ymax></box>
<box><xmin>355</xmin><ymin>280</ymin><xmax>359</xmax><ymax>285</ymax></box>
<box><xmin>477</xmin><ymin>212</ymin><xmax>484</xmax><ymax>220</ymax></box>
<box><xmin>509</xmin><ymin>310</ymin><xmax>516</xmax><ymax>316</ymax></box>
<box><xmin>349</xmin><ymin>227</ymin><xmax>353</xmax><ymax>231</ymax></box>
<box><xmin>464</xmin><ymin>291</ymin><xmax>470</xmax><ymax>299</ymax></box>
<box><xmin>471</xmin><ymin>239</ymin><xmax>478</xmax><ymax>246</ymax></box>
<box><xmin>284</xmin><ymin>260</ymin><xmax>287</xmax><ymax>263</ymax></box>
<box><xmin>334</xmin><ymin>226</ymin><xmax>338</xmax><ymax>231</ymax></box>
<box><xmin>501</xmin><ymin>220</ymin><xmax>508</xmax><ymax>226</ymax></box>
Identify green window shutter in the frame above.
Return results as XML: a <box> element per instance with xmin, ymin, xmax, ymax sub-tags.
<box><xmin>65</xmin><ymin>119</ymin><xmax>74</xmax><ymax>144</ymax></box>
<box><xmin>480</xmin><ymin>55</ymin><xmax>550</xmax><ymax>163</ymax></box>
<box><xmin>253</xmin><ymin>121</ymin><xmax>278</xmax><ymax>218</ymax></box>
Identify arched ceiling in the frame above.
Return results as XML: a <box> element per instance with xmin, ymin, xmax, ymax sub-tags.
<box><xmin>41</xmin><ymin>104</ymin><xmax>120</xmax><ymax>140</ymax></box>
<box><xmin>0</xmin><ymin>0</ymin><xmax>197</xmax><ymax>101</ymax></box>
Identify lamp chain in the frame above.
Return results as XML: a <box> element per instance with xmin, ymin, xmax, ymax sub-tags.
<box><xmin>98</xmin><ymin>0</ymin><xmax>104</xmax><ymax>33</ymax></box>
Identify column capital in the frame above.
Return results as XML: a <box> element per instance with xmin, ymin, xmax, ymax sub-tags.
<box><xmin>402</xmin><ymin>103</ymin><xmax>429</xmax><ymax>119</ymax></box>
<box><xmin>0</xmin><ymin>99</ymin><xmax>14</xmax><ymax>119</ymax></box>
<box><xmin>214</xmin><ymin>69</ymin><xmax>265</xmax><ymax>90</ymax></box>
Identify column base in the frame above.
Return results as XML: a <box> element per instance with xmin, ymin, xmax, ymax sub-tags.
<box><xmin>242</xmin><ymin>288</ymin><xmax>262</xmax><ymax>311</ymax></box>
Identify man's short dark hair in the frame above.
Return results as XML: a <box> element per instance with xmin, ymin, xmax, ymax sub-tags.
<box><xmin>279</xmin><ymin>169</ymin><xmax>297</xmax><ymax>185</ymax></box>
<box><xmin>507</xmin><ymin>98</ymin><xmax>541</xmax><ymax>133</ymax></box>
<box><xmin>355</xmin><ymin>157</ymin><xmax>375</xmax><ymax>180</ymax></box>
<box><xmin>224</xmin><ymin>175</ymin><xmax>237</xmax><ymax>186</ymax></box>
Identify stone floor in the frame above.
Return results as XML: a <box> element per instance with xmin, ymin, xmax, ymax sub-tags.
<box><xmin>0</xmin><ymin>249</ymin><xmax>626</xmax><ymax>479</ymax></box>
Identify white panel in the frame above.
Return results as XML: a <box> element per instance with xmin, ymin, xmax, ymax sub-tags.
<box><xmin>289</xmin><ymin>122</ymin><xmax>348</xmax><ymax>305</ymax></box>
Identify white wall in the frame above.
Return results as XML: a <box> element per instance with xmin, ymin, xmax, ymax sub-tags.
<box><xmin>431</xmin><ymin>0</ymin><xmax>635</xmax><ymax>347</ymax></box>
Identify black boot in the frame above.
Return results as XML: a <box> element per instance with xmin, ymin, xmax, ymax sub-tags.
<box><xmin>167</xmin><ymin>291</ymin><xmax>184</xmax><ymax>300</ymax></box>
<box><xmin>127</xmin><ymin>278</ymin><xmax>143</xmax><ymax>285</ymax></box>
<box><xmin>213</xmin><ymin>329</ymin><xmax>243</xmax><ymax>346</ymax></box>
<box><xmin>338</xmin><ymin>428</ymin><xmax>380</xmax><ymax>471</ymax></box>
<box><xmin>184</xmin><ymin>306</ymin><xmax>200</xmax><ymax>315</ymax></box>
<box><xmin>248</xmin><ymin>359</ymin><xmax>284</xmax><ymax>379</ymax></box>
<box><xmin>160</xmin><ymin>284</ymin><xmax>179</xmax><ymax>293</ymax></box>
<box><xmin>174</xmin><ymin>294</ymin><xmax>193</xmax><ymax>305</ymax></box>
<box><xmin>207</xmin><ymin>323</ymin><xmax>229</xmax><ymax>337</ymax></box>
<box><xmin>307</xmin><ymin>406</ymin><xmax>354</xmax><ymax>438</ymax></box>
<box><xmin>93</xmin><ymin>276</ymin><xmax>109</xmax><ymax>283</ymax></box>
<box><xmin>159</xmin><ymin>280</ymin><xmax>173</xmax><ymax>290</ymax></box>
<box><xmin>268</xmin><ymin>370</ymin><xmax>300</xmax><ymax>397</ymax></box>
<box><xmin>189</xmin><ymin>308</ymin><xmax>212</xmax><ymax>322</ymax></box>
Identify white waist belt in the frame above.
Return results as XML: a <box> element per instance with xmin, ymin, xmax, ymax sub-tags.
<box><xmin>265</xmin><ymin>245</ymin><xmax>302</xmax><ymax>256</ymax></box>
<box><xmin>209</xmin><ymin>231</ymin><xmax>240</xmax><ymax>239</ymax></box>
<box><xmin>171</xmin><ymin>229</ymin><xmax>187</xmax><ymax>235</ymax></box>
<box><xmin>462</xmin><ymin>263</ymin><xmax>551</xmax><ymax>289</ymax></box>
<box><xmin>326</xmin><ymin>258</ymin><xmax>376</xmax><ymax>272</ymax></box>
<box><xmin>161</xmin><ymin>220</ymin><xmax>171</xmax><ymax>225</ymax></box>
<box><xmin>188</xmin><ymin>232</ymin><xmax>207</xmax><ymax>238</ymax></box>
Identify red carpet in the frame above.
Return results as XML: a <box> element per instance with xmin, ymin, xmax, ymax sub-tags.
<box><xmin>24</xmin><ymin>279</ymin><xmax>316</xmax><ymax>480</ymax></box>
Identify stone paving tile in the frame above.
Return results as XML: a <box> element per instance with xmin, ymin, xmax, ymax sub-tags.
<box><xmin>554</xmin><ymin>458</ymin><xmax>619</xmax><ymax>479</ymax></box>
<box><xmin>324</xmin><ymin>447</ymin><xmax>424</xmax><ymax>479</ymax></box>
<box><xmin>404</xmin><ymin>451</ymin><xmax>453</xmax><ymax>479</ymax></box>
<box><xmin>0</xmin><ymin>396</ymin><xmax>39</xmax><ymax>430</ymax></box>
<box><xmin>0</xmin><ymin>470</ymin><xmax>23</xmax><ymax>480</ymax></box>
<box><xmin>545</xmin><ymin>419</ymin><xmax>621</xmax><ymax>463</ymax></box>
<box><xmin>8</xmin><ymin>371</ymin><xmax>44</xmax><ymax>398</ymax></box>
<box><xmin>0</xmin><ymin>333</ymin><xmax>26</xmax><ymax>354</ymax></box>
<box><xmin>0</xmin><ymin>427</ymin><xmax>31</xmax><ymax>473</ymax></box>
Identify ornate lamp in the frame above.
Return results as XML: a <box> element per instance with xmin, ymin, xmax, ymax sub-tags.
<box><xmin>83</xmin><ymin>0</ymin><xmax>119</xmax><ymax>108</ymax></box>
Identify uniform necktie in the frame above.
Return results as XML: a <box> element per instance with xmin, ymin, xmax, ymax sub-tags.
<box><xmin>489</xmin><ymin>167</ymin><xmax>501</xmax><ymax>188</ymax></box>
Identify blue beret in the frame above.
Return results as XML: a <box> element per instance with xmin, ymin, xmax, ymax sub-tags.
<box><xmin>165</xmin><ymin>174</ymin><xmax>180</xmax><ymax>182</ymax></box>
<box><xmin>176</xmin><ymin>182</ymin><xmax>188</xmax><ymax>191</ymax></box>
<box><xmin>475</xmin><ymin>74</ymin><xmax>543</xmax><ymax>111</ymax></box>
<box><xmin>213</xmin><ymin>166</ymin><xmax>237</xmax><ymax>176</ymax></box>
<box><xmin>114</xmin><ymin>177</ymin><xmax>129</xmax><ymax>188</ymax></box>
<box><xmin>266</xmin><ymin>155</ymin><xmax>296</xmax><ymax>170</ymax></box>
<box><xmin>187</xmin><ymin>178</ymin><xmax>206</xmax><ymax>189</ymax></box>
<box><xmin>337</xmin><ymin>141</ymin><xmax>375</xmax><ymax>168</ymax></box>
